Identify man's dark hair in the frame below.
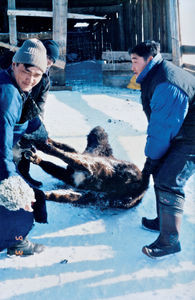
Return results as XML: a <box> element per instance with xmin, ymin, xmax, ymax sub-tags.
<box><xmin>16</xmin><ymin>63</ymin><xmax>35</xmax><ymax>70</ymax></box>
<box><xmin>129</xmin><ymin>40</ymin><xmax>160</xmax><ymax>60</ymax></box>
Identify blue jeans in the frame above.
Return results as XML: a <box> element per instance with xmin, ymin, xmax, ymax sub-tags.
<box><xmin>154</xmin><ymin>142</ymin><xmax>195</xmax><ymax>208</ymax></box>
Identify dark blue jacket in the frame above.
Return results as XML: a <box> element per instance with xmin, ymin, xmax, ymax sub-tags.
<box><xmin>0</xmin><ymin>69</ymin><xmax>29</xmax><ymax>181</ymax></box>
<box><xmin>137</xmin><ymin>54</ymin><xmax>195</xmax><ymax>160</ymax></box>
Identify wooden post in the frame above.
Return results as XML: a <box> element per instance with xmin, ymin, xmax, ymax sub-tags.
<box><xmin>52</xmin><ymin>0</ymin><xmax>68</xmax><ymax>85</ymax></box>
<box><xmin>165</xmin><ymin>0</ymin><xmax>172</xmax><ymax>53</ymax></box>
<box><xmin>143</xmin><ymin>0</ymin><xmax>149</xmax><ymax>40</ymax></box>
<box><xmin>8</xmin><ymin>0</ymin><xmax>17</xmax><ymax>45</ymax></box>
<box><xmin>123</xmin><ymin>1</ymin><xmax>131</xmax><ymax>50</ymax></box>
<box><xmin>130</xmin><ymin>0</ymin><xmax>136</xmax><ymax>48</ymax></box>
<box><xmin>118</xmin><ymin>5</ymin><xmax>125</xmax><ymax>50</ymax></box>
<box><xmin>52</xmin><ymin>0</ymin><xmax>68</xmax><ymax>59</ymax></box>
<box><xmin>169</xmin><ymin>0</ymin><xmax>182</xmax><ymax>66</ymax></box>
<box><xmin>136</xmin><ymin>0</ymin><xmax>143</xmax><ymax>44</ymax></box>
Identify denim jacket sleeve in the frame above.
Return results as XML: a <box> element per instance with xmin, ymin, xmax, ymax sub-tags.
<box><xmin>145</xmin><ymin>82</ymin><xmax>189</xmax><ymax>159</ymax></box>
<box><xmin>0</xmin><ymin>84</ymin><xmax>22</xmax><ymax>180</ymax></box>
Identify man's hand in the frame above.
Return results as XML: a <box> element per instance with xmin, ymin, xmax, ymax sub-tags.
<box><xmin>142</xmin><ymin>157</ymin><xmax>162</xmax><ymax>184</ymax></box>
<box><xmin>24</xmin><ymin>204</ymin><xmax>33</xmax><ymax>212</ymax></box>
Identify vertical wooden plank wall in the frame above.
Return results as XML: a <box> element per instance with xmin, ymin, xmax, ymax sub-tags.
<box><xmin>143</xmin><ymin>0</ymin><xmax>150</xmax><ymax>41</ymax></box>
<box><xmin>152</xmin><ymin>0</ymin><xmax>160</xmax><ymax>43</ymax></box>
<box><xmin>122</xmin><ymin>0</ymin><xmax>173</xmax><ymax>54</ymax></box>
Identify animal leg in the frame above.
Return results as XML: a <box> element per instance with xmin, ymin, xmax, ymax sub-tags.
<box><xmin>31</xmin><ymin>144</ymin><xmax>94</xmax><ymax>174</ymax></box>
<box><xmin>24</xmin><ymin>151</ymin><xmax>74</xmax><ymax>184</ymax></box>
<box><xmin>45</xmin><ymin>190</ymin><xmax>106</xmax><ymax>206</ymax></box>
<box><xmin>45</xmin><ymin>190</ymin><xmax>82</xmax><ymax>203</ymax></box>
<box><xmin>47</xmin><ymin>138</ymin><xmax>77</xmax><ymax>153</ymax></box>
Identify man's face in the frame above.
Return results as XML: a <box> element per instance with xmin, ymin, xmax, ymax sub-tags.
<box><xmin>131</xmin><ymin>53</ymin><xmax>153</xmax><ymax>77</ymax></box>
<box><xmin>12</xmin><ymin>63</ymin><xmax>43</xmax><ymax>92</ymax></box>
<box><xmin>47</xmin><ymin>56</ymin><xmax>54</xmax><ymax>68</ymax></box>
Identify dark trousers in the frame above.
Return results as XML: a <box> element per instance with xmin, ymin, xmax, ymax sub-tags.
<box><xmin>0</xmin><ymin>205</ymin><xmax>34</xmax><ymax>251</ymax></box>
<box><xmin>154</xmin><ymin>142</ymin><xmax>195</xmax><ymax>209</ymax></box>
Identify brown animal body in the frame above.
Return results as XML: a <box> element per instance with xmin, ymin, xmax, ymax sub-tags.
<box><xmin>27</xmin><ymin>126</ymin><xmax>148</xmax><ymax>209</ymax></box>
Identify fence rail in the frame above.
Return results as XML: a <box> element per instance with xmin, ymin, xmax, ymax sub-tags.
<box><xmin>181</xmin><ymin>45</ymin><xmax>195</xmax><ymax>55</ymax></box>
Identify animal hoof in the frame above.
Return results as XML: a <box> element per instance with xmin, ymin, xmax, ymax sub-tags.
<box><xmin>24</xmin><ymin>151</ymin><xmax>41</xmax><ymax>165</ymax></box>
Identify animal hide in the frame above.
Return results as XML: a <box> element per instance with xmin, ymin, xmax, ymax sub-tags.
<box><xmin>25</xmin><ymin>126</ymin><xmax>148</xmax><ymax>209</ymax></box>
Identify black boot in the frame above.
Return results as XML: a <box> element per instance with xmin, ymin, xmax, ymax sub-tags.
<box><xmin>7</xmin><ymin>237</ymin><xmax>45</xmax><ymax>256</ymax></box>
<box><xmin>142</xmin><ymin>187</ymin><xmax>160</xmax><ymax>231</ymax></box>
<box><xmin>142</xmin><ymin>203</ymin><xmax>182</xmax><ymax>259</ymax></box>
<box><xmin>142</xmin><ymin>216</ymin><xmax>160</xmax><ymax>231</ymax></box>
<box><xmin>18</xmin><ymin>154</ymin><xmax>42</xmax><ymax>187</ymax></box>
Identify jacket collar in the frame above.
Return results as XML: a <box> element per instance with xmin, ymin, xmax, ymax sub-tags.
<box><xmin>136</xmin><ymin>53</ymin><xmax>163</xmax><ymax>84</ymax></box>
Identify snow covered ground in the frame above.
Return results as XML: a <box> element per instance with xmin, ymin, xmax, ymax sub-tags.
<box><xmin>0</xmin><ymin>83</ymin><xmax>195</xmax><ymax>300</ymax></box>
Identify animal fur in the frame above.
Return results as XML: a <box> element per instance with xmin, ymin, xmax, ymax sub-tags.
<box><xmin>25</xmin><ymin>126</ymin><xmax>148</xmax><ymax>209</ymax></box>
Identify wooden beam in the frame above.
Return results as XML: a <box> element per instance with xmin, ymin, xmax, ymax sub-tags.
<box><xmin>7</xmin><ymin>9</ymin><xmax>53</xmax><ymax>17</ymax></box>
<box><xmin>52</xmin><ymin>0</ymin><xmax>68</xmax><ymax>57</ymax></box>
<box><xmin>69</xmin><ymin>5</ymin><xmax>121</xmax><ymax>14</ymax></box>
<box><xmin>52</xmin><ymin>0</ymin><xmax>68</xmax><ymax>85</ymax></box>
<box><xmin>8</xmin><ymin>0</ymin><xmax>17</xmax><ymax>45</ymax></box>
<box><xmin>18</xmin><ymin>31</ymin><xmax>52</xmax><ymax>40</ymax></box>
<box><xmin>183</xmin><ymin>64</ymin><xmax>195</xmax><ymax>76</ymax></box>
<box><xmin>68</xmin><ymin>13</ymin><xmax>105</xmax><ymax>20</ymax></box>
<box><xmin>182</xmin><ymin>63</ymin><xmax>195</xmax><ymax>71</ymax></box>
<box><xmin>0</xmin><ymin>33</ymin><xmax>9</xmax><ymax>42</ymax></box>
<box><xmin>181</xmin><ymin>45</ymin><xmax>195</xmax><ymax>55</ymax></box>
<box><xmin>102</xmin><ymin>51</ymin><xmax>172</xmax><ymax>61</ymax></box>
<box><xmin>0</xmin><ymin>41</ymin><xmax>18</xmax><ymax>51</ymax></box>
<box><xmin>102</xmin><ymin>62</ymin><xmax>132</xmax><ymax>71</ymax></box>
<box><xmin>0</xmin><ymin>41</ymin><xmax>65</xmax><ymax>69</ymax></box>
<box><xmin>7</xmin><ymin>9</ymin><xmax>105</xmax><ymax>20</ymax></box>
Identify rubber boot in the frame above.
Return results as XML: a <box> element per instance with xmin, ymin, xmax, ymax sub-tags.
<box><xmin>142</xmin><ymin>203</ymin><xmax>182</xmax><ymax>258</ymax></box>
<box><xmin>142</xmin><ymin>187</ymin><xmax>160</xmax><ymax>231</ymax></box>
<box><xmin>7</xmin><ymin>237</ymin><xmax>45</xmax><ymax>256</ymax></box>
<box><xmin>18</xmin><ymin>154</ymin><xmax>42</xmax><ymax>187</ymax></box>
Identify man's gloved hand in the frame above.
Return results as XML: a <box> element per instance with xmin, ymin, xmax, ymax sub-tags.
<box><xmin>32</xmin><ymin>189</ymin><xmax>47</xmax><ymax>223</ymax></box>
<box><xmin>19</xmin><ymin>138</ymin><xmax>37</xmax><ymax>154</ymax></box>
<box><xmin>142</xmin><ymin>157</ymin><xmax>161</xmax><ymax>186</ymax></box>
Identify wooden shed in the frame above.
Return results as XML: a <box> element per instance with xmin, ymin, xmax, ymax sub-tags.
<box><xmin>0</xmin><ymin>0</ymin><xmax>194</xmax><ymax>88</ymax></box>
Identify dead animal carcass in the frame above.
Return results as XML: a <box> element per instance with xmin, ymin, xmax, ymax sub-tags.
<box><xmin>26</xmin><ymin>126</ymin><xmax>148</xmax><ymax>209</ymax></box>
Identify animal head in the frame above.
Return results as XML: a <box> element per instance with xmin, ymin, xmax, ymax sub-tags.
<box><xmin>85</xmin><ymin>126</ymin><xmax>113</xmax><ymax>157</ymax></box>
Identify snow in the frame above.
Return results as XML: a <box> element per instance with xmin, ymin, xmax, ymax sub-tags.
<box><xmin>0</xmin><ymin>82</ymin><xmax>195</xmax><ymax>300</ymax></box>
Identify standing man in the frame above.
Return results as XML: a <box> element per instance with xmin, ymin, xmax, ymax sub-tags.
<box><xmin>0</xmin><ymin>39</ymin><xmax>48</xmax><ymax>255</ymax></box>
<box><xmin>129</xmin><ymin>40</ymin><xmax>195</xmax><ymax>258</ymax></box>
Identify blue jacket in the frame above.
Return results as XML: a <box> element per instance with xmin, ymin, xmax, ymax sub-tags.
<box><xmin>137</xmin><ymin>54</ymin><xmax>190</xmax><ymax>160</ymax></box>
<box><xmin>0</xmin><ymin>69</ymin><xmax>29</xmax><ymax>181</ymax></box>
